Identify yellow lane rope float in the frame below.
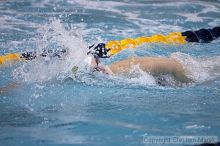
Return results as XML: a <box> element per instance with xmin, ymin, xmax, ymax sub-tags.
<box><xmin>106</xmin><ymin>32</ymin><xmax>187</xmax><ymax>55</ymax></box>
<box><xmin>0</xmin><ymin>53</ymin><xmax>21</xmax><ymax>65</ymax></box>
<box><xmin>0</xmin><ymin>27</ymin><xmax>220</xmax><ymax>65</ymax></box>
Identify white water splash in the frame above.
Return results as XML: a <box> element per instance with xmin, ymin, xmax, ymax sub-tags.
<box><xmin>177</xmin><ymin>13</ymin><xmax>204</xmax><ymax>22</ymax></box>
<box><xmin>171</xmin><ymin>52</ymin><xmax>220</xmax><ymax>83</ymax></box>
<box><xmin>13</xmin><ymin>20</ymin><xmax>89</xmax><ymax>82</ymax></box>
<box><xmin>124</xmin><ymin>65</ymin><xmax>157</xmax><ymax>86</ymax></box>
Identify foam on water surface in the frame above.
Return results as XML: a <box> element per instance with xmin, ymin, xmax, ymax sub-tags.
<box><xmin>12</xmin><ymin>20</ymin><xmax>88</xmax><ymax>82</ymax></box>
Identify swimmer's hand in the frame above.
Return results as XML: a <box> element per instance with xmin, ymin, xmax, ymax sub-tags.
<box><xmin>72</xmin><ymin>66</ymin><xmax>79</xmax><ymax>74</ymax></box>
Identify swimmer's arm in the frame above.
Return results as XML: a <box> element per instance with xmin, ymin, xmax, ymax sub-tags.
<box><xmin>109</xmin><ymin>57</ymin><xmax>193</xmax><ymax>83</ymax></box>
<box><xmin>149</xmin><ymin>60</ymin><xmax>193</xmax><ymax>83</ymax></box>
<box><xmin>143</xmin><ymin>59</ymin><xmax>193</xmax><ymax>83</ymax></box>
<box><xmin>172</xmin><ymin>69</ymin><xmax>192</xmax><ymax>83</ymax></box>
<box><xmin>108</xmin><ymin>57</ymin><xmax>136</xmax><ymax>74</ymax></box>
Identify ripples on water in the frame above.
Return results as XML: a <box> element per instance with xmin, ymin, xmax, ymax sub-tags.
<box><xmin>0</xmin><ymin>0</ymin><xmax>220</xmax><ymax>146</ymax></box>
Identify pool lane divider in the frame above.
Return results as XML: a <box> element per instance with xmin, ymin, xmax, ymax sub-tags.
<box><xmin>105</xmin><ymin>26</ymin><xmax>220</xmax><ymax>56</ymax></box>
<box><xmin>0</xmin><ymin>26</ymin><xmax>220</xmax><ymax>65</ymax></box>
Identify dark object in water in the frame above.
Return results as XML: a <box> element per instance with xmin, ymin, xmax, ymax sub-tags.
<box><xmin>182</xmin><ymin>27</ymin><xmax>220</xmax><ymax>43</ymax></box>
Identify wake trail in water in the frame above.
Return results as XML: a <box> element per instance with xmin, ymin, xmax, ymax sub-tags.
<box><xmin>172</xmin><ymin>52</ymin><xmax>220</xmax><ymax>83</ymax></box>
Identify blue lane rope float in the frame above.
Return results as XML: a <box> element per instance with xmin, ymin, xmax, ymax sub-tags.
<box><xmin>0</xmin><ymin>26</ymin><xmax>220</xmax><ymax>65</ymax></box>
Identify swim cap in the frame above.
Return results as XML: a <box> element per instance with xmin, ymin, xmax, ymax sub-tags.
<box><xmin>87</xmin><ymin>43</ymin><xmax>111</xmax><ymax>58</ymax></box>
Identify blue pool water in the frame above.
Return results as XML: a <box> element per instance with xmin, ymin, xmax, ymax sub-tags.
<box><xmin>0</xmin><ymin>0</ymin><xmax>220</xmax><ymax>146</ymax></box>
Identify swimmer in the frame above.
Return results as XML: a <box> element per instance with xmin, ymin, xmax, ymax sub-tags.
<box><xmin>88</xmin><ymin>43</ymin><xmax>220</xmax><ymax>85</ymax></box>
<box><xmin>88</xmin><ymin>43</ymin><xmax>192</xmax><ymax>84</ymax></box>
<box><xmin>90</xmin><ymin>55</ymin><xmax>192</xmax><ymax>83</ymax></box>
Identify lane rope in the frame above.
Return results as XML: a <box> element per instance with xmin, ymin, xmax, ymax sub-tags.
<box><xmin>1</xmin><ymin>27</ymin><xmax>220</xmax><ymax>65</ymax></box>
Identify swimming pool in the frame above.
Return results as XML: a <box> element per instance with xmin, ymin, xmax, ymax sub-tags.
<box><xmin>0</xmin><ymin>0</ymin><xmax>220</xmax><ymax>146</ymax></box>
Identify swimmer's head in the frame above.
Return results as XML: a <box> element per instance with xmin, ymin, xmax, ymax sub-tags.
<box><xmin>72</xmin><ymin>43</ymin><xmax>110</xmax><ymax>74</ymax></box>
<box><xmin>87</xmin><ymin>43</ymin><xmax>111</xmax><ymax>58</ymax></box>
